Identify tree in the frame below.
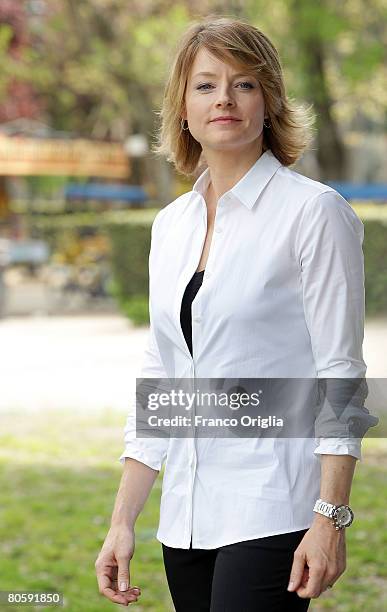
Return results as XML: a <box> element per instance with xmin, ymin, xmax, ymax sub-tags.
<box><xmin>0</xmin><ymin>0</ymin><xmax>43</xmax><ymax>122</ymax></box>
<box><xmin>246</xmin><ymin>0</ymin><xmax>386</xmax><ymax>179</ymax></box>
<box><xmin>0</xmin><ymin>0</ymin><xmax>385</xmax><ymax>184</ymax></box>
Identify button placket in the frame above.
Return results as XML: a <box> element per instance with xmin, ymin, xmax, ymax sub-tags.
<box><xmin>203</xmin><ymin>204</ymin><xmax>225</xmax><ymax>282</ymax></box>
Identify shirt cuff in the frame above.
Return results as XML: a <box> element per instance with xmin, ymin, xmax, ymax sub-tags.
<box><xmin>118</xmin><ymin>443</ymin><xmax>165</xmax><ymax>471</ymax></box>
<box><xmin>314</xmin><ymin>437</ymin><xmax>362</xmax><ymax>461</ymax></box>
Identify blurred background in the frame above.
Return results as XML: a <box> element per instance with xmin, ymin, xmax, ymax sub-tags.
<box><xmin>0</xmin><ymin>1</ymin><xmax>386</xmax><ymax>610</ymax></box>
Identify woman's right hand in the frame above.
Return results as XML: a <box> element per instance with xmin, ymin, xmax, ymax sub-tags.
<box><xmin>95</xmin><ymin>523</ymin><xmax>142</xmax><ymax>606</ymax></box>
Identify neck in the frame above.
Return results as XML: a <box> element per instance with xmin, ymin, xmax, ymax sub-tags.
<box><xmin>202</xmin><ymin>140</ymin><xmax>265</xmax><ymax>203</ymax></box>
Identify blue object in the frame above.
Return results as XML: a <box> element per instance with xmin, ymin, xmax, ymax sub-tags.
<box><xmin>327</xmin><ymin>183</ymin><xmax>387</xmax><ymax>202</ymax></box>
<box><xmin>4</xmin><ymin>239</ymin><xmax>50</xmax><ymax>265</ymax></box>
<box><xmin>64</xmin><ymin>182</ymin><xmax>148</xmax><ymax>203</ymax></box>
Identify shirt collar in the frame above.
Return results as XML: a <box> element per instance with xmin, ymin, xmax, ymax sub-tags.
<box><xmin>191</xmin><ymin>149</ymin><xmax>282</xmax><ymax>210</ymax></box>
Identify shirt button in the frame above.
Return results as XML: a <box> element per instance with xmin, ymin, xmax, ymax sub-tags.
<box><xmin>193</xmin><ymin>316</ymin><xmax>202</xmax><ymax>323</ymax></box>
<box><xmin>205</xmin><ymin>271</ymin><xmax>212</xmax><ymax>279</ymax></box>
<box><xmin>215</xmin><ymin>226</ymin><xmax>223</xmax><ymax>233</ymax></box>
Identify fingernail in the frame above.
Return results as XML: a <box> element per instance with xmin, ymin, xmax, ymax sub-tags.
<box><xmin>287</xmin><ymin>581</ymin><xmax>294</xmax><ymax>591</ymax></box>
<box><xmin>119</xmin><ymin>581</ymin><xmax>127</xmax><ymax>591</ymax></box>
<box><xmin>133</xmin><ymin>588</ymin><xmax>140</xmax><ymax>594</ymax></box>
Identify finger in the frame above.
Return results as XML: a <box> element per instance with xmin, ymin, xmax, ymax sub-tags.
<box><xmin>97</xmin><ymin>569</ymin><xmax>139</xmax><ymax>605</ymax></box>
<box><xmin>292</xmin><ymin>570</ymin><xmax>309</xmax><ymax>599</ymax></box>
<box><xmin>320</xmin><ymin>571</ymin><xmax>337</xmax><ymax>593</ymax></box>
<box><xmin>298</xmin><ymin>561</ymin><xmax>325</xmax><ymax>598</ymax></box>
<box><xmin>117</xmin><ymin>556</ymin><xmax>131</xmax><ymax>593</ymax></box>
<box><xmin>112</xmin><ymin>579</ymin><xmax>141</xmax><ymax>596</ymax></box>
<box><xmin>97</xmin><ymin>574</ymin><xmax>133</xmax><ymax>605</ymax></box>
<box><xmin>287</xmin><ymin>551</ymin><xmax>306</xmax><ymax>592</ymax></box>
<box><xmin>96</xmin><ymin>569</ymin><xmax>111</xmax><ymax>595</ymax></box>
<box><xmin>300</xmin><ymin>567</ymin><xmax>309</xmax><ymax>588</ymax></box>
<box><xmin>106</xmin><ymin>586</ymin><xmax>138</xmax><ymax>605</ymax></box>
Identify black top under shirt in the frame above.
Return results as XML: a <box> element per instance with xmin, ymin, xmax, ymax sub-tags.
<box><xmin>180</xmin><ymin>269</ymin><xmax>205</xmax><ymax>356</ymax></box>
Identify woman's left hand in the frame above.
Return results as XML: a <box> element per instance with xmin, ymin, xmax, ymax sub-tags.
<box><xmin>287</xmin><ymin>516</ymin><xmax>347</xmax><ymax>599</ymax></box>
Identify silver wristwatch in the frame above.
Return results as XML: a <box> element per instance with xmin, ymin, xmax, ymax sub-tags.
<box><xmin>313</xmin><ymin>498</ymin><xmax>354</xmax><ymax>530</ymax></box>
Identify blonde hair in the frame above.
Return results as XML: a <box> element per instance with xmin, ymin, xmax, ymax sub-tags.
<box><xmin>152</xmin><ymin>15</ymin><xmax>316</xmax><ymax>177</ymax></box>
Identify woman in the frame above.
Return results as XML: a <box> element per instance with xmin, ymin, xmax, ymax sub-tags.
<box><xmin>95</xmin><ymin>16</ymin><xmax>368</xmax><ymax>610</ymax></box>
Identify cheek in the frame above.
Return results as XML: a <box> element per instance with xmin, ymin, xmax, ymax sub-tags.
<box><xmin>189</xmin><ymin>104</ymin><xmax>211</xmax><ymax>128</ymax></box>
<box><xmin>246</xmin><ymin>100</ymin><xmax>265</xmax><ymax>123</ymax></box>
<box><xmin>187</xmin><ymin>97</ymin><xmax>207</xmax><ymax>117</ymax></box>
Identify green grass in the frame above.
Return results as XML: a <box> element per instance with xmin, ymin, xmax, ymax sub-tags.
<box><xmin>0</xmin><ymin>410</ymin><xmax>173</xmax><ymax>612</ymax></box>
<box><xmin>0</xmin><ymin>410</ymin><xmax>385</xmax><ymax>611</ymax></box>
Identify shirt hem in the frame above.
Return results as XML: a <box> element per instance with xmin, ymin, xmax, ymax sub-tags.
<box><xmin>156</xmin><ymin>523</ymin><xmax>314</xmax><ymax>550</ymax></box>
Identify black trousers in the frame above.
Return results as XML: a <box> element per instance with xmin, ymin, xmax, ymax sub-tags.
<box><xmin>162</xmin><ymin>529</ymin><xmax>311</xmax><ymax>611</ymax></box>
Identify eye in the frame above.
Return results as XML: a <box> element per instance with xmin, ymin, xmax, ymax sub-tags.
<box><xmin>238</xmin><ymin>82</ymin><xmax>254</xmax><ymax>89</ymax></box>
<box><xmin>196</xmin><ymin>81</ymin><xmax>254</xmax><ymax>91</ymax></box>
<box><xmin>196</xmin><ymin>83</ymin><xmax>213</xmax><ymax>90</ymax></box>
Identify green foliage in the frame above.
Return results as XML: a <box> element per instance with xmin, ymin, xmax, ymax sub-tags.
<box><xmin>0</xmin><ymin>0</ymin><xmax>384</xmax><ymax>139</ymax></box>
<box><xmin>246</xmin><ymin>0</ymin><xmax>386</xmax><ymax>125</ymax></box>
<box><xmin>363</xmin><ymin>220</ymin><xmax>387</xmax><ymax>315</ymax></box>
<box><xmin>30</xmin><ymin>209</ymin><xmax>158</xmax><ymax>325</ymax></box>
<box><xmin>113</xmin><ymin>294</ymin><xmax>150</xmax><ymax>326</ymax></box>
<box><xmin>105</xmin><ymin>221</ymin><xmax>151</xmax><ymax>298</ymax></box>
<box><xmin>0</xmin><ymin>24</ymin><xmax>22</xmax><ymax>97</ymax></box>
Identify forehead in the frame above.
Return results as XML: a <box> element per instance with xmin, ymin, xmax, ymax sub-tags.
<box><xmin>188</xmin><ymin>47</ymin><xmax>249</xmax><ymax>80</ymax></box>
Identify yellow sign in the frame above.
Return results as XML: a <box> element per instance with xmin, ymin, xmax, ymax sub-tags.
<box><xmin>0</xmin><ymin>135</ymin><xmax>130</xmax><ymax>178</ymax></box>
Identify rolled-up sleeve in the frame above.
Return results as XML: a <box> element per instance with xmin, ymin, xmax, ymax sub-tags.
<box><xmin>295</xmin><ymin>189</ymin><xmax>368</xmax><ymax>461</ymax></box>
<box><xmin>118</xmin><ymin>213</ymin><xmax>170</xmax><ymax>471</ymax></box>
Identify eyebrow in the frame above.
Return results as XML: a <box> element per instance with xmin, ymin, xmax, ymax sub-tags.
<box><xmin>192</xmin><ymin>71</ymin><xmax>254</xmax><ymax>79</ymax></box>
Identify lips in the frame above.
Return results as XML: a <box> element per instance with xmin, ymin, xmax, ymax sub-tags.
<box><xmin>211</xmin><ymin>117</ymin><xmax>241</xmax><ymax>122</ymax></box>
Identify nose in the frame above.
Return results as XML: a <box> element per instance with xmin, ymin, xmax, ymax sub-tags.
<box><xmin>215</xmin><ymin>98</ymin><xmax>234</xmax><ymax>108</ymax></box>
<box><xmin>215</xmin><ymin>86</ymin><xmax>235</xmax><ymax>108</ymax></box>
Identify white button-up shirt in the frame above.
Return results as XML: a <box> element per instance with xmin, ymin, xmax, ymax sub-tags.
<box><xmin>119</xmin><ymin>149</ymin><xmax>367</xmax><ymax>549</ymax></box>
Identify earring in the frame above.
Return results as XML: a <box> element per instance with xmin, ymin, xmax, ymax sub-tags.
<box><xmin>180</xmin><ymin>118</ymin><xmax>189</xmax><ymax>131</ymax></box>
<box><xmin>263</xmin><ymin>117</ymin><xmax>271</xmax><ymax>129</ymax></box>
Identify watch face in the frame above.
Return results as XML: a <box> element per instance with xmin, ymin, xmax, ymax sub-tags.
<box><xmin>334</xmin><ymin>506</ymin><xmax>354</xmax><ymax>527</ymax></box>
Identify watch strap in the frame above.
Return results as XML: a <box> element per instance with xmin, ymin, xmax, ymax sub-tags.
<box><xmin>313</xmin><ymin>498</ymin><xmax>336</xmax><ymax>518</ymax></box>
